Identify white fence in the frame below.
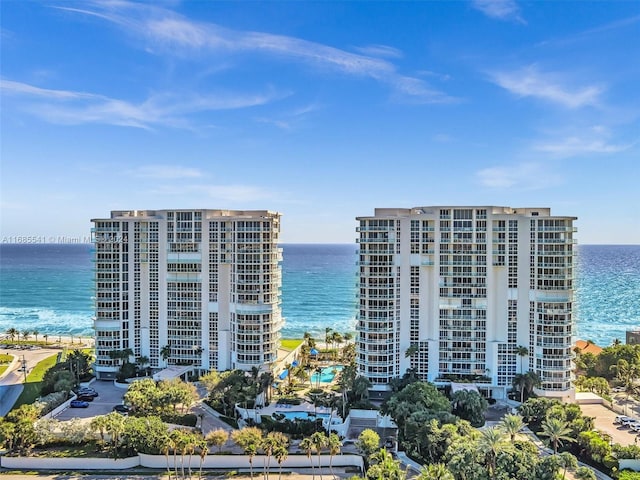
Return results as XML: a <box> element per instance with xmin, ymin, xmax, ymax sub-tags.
<box><xmin>0</xmin><ymin>455</ymin><xmax>139</xmax><ymax>470</ymax></box>
<box><xmin>1</xmin><ymin>453</ymin><xmax>364</xmax><ymax>472</ymax></box>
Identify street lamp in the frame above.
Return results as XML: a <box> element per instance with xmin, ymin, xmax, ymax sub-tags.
<box><xmin>21</xmin><ymin>355</ymin><xmax>27</xmax><ymax>383</ymax></box>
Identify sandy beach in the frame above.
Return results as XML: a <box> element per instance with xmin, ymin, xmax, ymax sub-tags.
<box><xmin>0</xmin><ymin>333</ymin><xmax>94</xmax><ymax>348</ymax></box>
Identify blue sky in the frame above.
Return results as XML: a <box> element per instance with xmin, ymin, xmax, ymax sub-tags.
<box><xmin>1</xmin><ymin>0</ymin><xmax>639</xmax><ymax>244</ymax></box>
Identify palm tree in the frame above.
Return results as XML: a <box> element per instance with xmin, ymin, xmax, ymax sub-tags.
<box><xmin>352</xmin><ymin>375</ymin><xmax>371</xmax><ymax>401</ymax></box>
<box><xmin>417</xmin><ymin>463</ymin><xmax>454</xmax><ymax>480</ymax></box>
<box><xmin>304</xmin><ymin>331</ymin><xmax>316</xmax><ymax>349</ymax></box>
<box><xmin>512</xmin><ymin>371</ymin><xmax>540</xmax><ymax>403</ymax></box>
<box><xmin>231</xmin><ymin>426</ymin><xmax>263</xmax><ymax>478</ymax></box>
<box><xmin>159</xmin><ymin>434</ymin><xmax>175</xmax><ymax>480</ymax></box>
<box><xmin>43</xmin><ymin>333</ymin><xmax>49</xmax><ymax>345</ymax></box>
<box><xmin>539</xmin><ymin>418</ymin><xmax>574</xmax><ymax>454</ymax></box>
<box><xmin>262</xmin><ymin>432</ymin><xmax>286</xmax><ymax>480</ymax></box>
<box><xmin>205</xmin><ymin>429</ymin><xmax>229</xmax><ymax>453</ymax></box>
<box><xmin>479</xmin><ymin>426</ymin><xmax>506</xmax><ymax>480</ymax></box>
<box><xmin>516</xmin><ymin>345</ymin><xmax>529</xmax><ymax>374</ymax></box>
<box><xmin>274</xmin><ymin>444</ymin><xmax>289</xmax><ymax>480</ymax></box>
<box><xmin>32</xmin><ymin>330</ymin><xmax>39</xmax><ymax>343</ymax></box>
<box><xmin>136</xmin><ymin>356</ymin><xmax>150</xmax><ymax>375</ymax></box>
<box><xmin>5</xmin><ymin>328</ymin><xmax>18</xmax><ymax>343</ymax></box>
<box><xmin>310</xmin><ymin>432</ymin><xmax>328</xmax><ymax>480</ymax></box>
<box><xmin>261</xmin><ymin>434</ymin><xmax>276</xmax><ymax>480</ymax></box>
<box><xmin>327</xmin><ymin>433</ymin><xmax>342</xmax><ymax>477</ymax></box>
<box><xmin>300</xmin><ymin>437</ymin><xmax>316</xmax><ymax>479</ymax></box>
<box><xmin>197</xmin><ymin>438</ymin><xmax>208</xmax><ymax>479</ymax></box>
<box><xmin>21</xmin><ymin>329</ymin><xmax>31</xmax><ymax>343</ymax></box>
<box><xmin>170</xmin><ymin>429</ymin><xmax>183</xmax><ymax>479</ymax></box>
<box><xmin>185</xmin><ymin>432</ymin><xmax>197</xmax><ymax>480</ymax></box>
<box><xmin>499</xmin><ymin>413</ymin><xmax>525</xmax><ymax>442</ymax></box>
<box><xmin>324</xmin><ymin>327</ymin><xmax>333</xmax><ymax>351</ymax></box>
<box><xmin>160</xmin><ymin>344</ymin><xmax>172</xmax><ymax>367</ymax></box>
<box><xmin>405</xmin><ymin>344</ymin><xmax>419</xmax><ymax>358</ymax></box>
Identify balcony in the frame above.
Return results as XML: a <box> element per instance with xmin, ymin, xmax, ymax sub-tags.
<box><xmin>536</xmin><ymin>226</ymin><xmax>577</xmax><ymax>232</ymax></box>
<box><xmin>357</xmin><ymin>226</ymin><xmax>395</xmax><ymax>232</ymax></box>
<box><xmin>536</xmin><ymin>238</ymin><xmax>577</xmax><ymax>244</ymax></box>
<box><xmin>357</xmin><ymin>237</ymin><xmax>394</xmax><ymax>243</ymax></box>
<box><xmin>357</xmin><ymin>325</ymin><xmax>398</xmax><ymax>333</ymax></box>
<box><xmin>357</xmin><ymin>261</ymin><xmax>395</xmax><ymax>266</ymax></box>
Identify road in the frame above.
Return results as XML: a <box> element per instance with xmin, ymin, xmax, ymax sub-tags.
<box><xmin>0</xmin><ymin>347</ymin><xmax>62</xmax><ymax>416</ymax></box>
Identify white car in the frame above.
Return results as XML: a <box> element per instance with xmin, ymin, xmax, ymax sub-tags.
<box><xmin>613</xmin><ymin>387</ymin><xmax>626</xmax><ymax>393</ymax></box>
<box><xmin>615</xmin><ymin>415</ymin><xmax>632</xmax><ymax>424</ymax></box>
<box><xmin>622</xmin><ymin>418</ymin><xmax>639</xmax><ymax>427</ymax></box>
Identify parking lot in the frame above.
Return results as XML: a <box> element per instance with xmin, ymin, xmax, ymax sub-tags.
<box><xmin>580</xmin><ymin>403</ymin><xmax>639</xmax><ymax>446</ymax></box>
<box><xmin>55</xmin><ymin>380</ymin><xmax>126</xmax><ymax>421</ymax></box>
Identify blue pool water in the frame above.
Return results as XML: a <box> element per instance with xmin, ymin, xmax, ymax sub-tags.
<box><xmin>310</xmin><ymin>365</ymin><xmax>344</xmax><ymax>384</ymax></box>
<box><xmin>275</xmin><ymin>411</ymin><xmax>331</xmax><ymax>421</ymax></box>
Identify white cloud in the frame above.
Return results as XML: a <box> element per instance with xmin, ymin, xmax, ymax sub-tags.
<box><xmin>254</xmin><ymin>103</ymin><xmax>321</xmax><ymax>131</ymax></box>
<box><xmin>1</xmin><ymin>79</ymin><xmax>282</xmax><ymax>129</ymax></box>
<box><xmin>477</xmin><ymin>163</ymin><xmax>562</xmax><ymax>189</ymax></box>
<box><xmin>534</xmin><ymin>136</ymin><xmax>632</xmax><ymax>157</ymax></box>
<box><xmin>352</xmin><ymin>44</ymin><xmax>403</xmax><ymax>59</ymax></box>
<box><xmin>129</xmin><ymin>165</ymin><xmax>203</xmax><ymax>179</ymax></box>
<box><xmin>489</xmin><ymin>65</ymin><xmax>603</xmax><ymax>108</ymax></box>
<box><xmin>0</xmin><ymin>79</ymin><xmax>100</xmax><ymax>100</ymax></box>
<box><xmin>57</xmin><ymin>1</ymin><xmax>455</xmax><ymax>104</ymax></box>
<box><xmin>471</xmin><ymin>0</ymin><xmax>525</xmax><ymax>23</ymax></box>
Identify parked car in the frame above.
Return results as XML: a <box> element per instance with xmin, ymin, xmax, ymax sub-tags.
<box><xmin>613</xmin><ymin>386</ymin><xmax>626</xmax><ymax>393</ymax></box>
<box><xmin>70</xmin><ymin>400</ymin><xmax>89</xmax><ymax>408</ymax></box>
<box><xmin>615</xmin><ymin>415</ymin><xmax>632</xmax><ymax>424</ymax></box>
<box><xmin>629</xmin><ymin>422</ymin><xmax>640</xmax><ymax>432</ymax></box>
<box><xmin>76</xmin><ymin>395</ymin><xmax>95</xmax><ymax>402</ymax></box>
<box><xmin>622</xmin><ymin>418</ymin><xmax>638</xmax><ymax>427</ymax></box>
<box><xmin>113</xmin><ymin>404</ymin><xmax>131</xmax><ymax>414</ymax></box>
<box><xmin>75</xmin><ymin>388</ymin><xmax>98</xmax><ymax>397</ymax></box>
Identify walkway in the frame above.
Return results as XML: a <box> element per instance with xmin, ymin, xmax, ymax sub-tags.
<box><xmin>0</xmin><ymin>347</ymin><xmax>62</xmax><ymax>416</ymax></box>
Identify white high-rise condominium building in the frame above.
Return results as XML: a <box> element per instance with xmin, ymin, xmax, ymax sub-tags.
<box><xmin>91</xmin><ymin>209</ymin><xmax>282</xmax><ymax>380</ymax></box>
<box><xmin>356</xmin><ymin>206</ymin><xmax>576</xmax><ymax>401</ymax></box>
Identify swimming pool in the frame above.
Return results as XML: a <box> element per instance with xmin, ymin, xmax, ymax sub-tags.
<box><xmin>310</xmin><ymin>365</ymin><xmax>344</xmax><ymax>384</ymax></box>
<box><xmin>275</xmin><ymin>411</ymin><xmax>332</xmax><ymax>421</ymax></box>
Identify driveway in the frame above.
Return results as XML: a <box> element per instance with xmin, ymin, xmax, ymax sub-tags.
<box><xmin>55</xmin><ymin>380</ymin><xmax>126</xmax><ymax>420</ymax></box>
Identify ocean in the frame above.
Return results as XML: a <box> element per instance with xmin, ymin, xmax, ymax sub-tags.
<box><xmin>0</xmin><ymin>244</ymin><xmax>638</xmax><ymax>346</ymax></box>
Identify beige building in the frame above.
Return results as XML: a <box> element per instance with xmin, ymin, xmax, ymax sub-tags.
<box><xmin>356</xmin><ymin>206</ymin><xmax>576</xmax><ymax>401</ymax></box>
<box><xmin>91</xmin><ymin>209</ymin><xmax>282</xmax><ymax>379</ymax></box>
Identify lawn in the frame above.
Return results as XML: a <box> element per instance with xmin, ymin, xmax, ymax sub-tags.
<box><xmin>0</xmin><ymin>353</ymin><xmax>13</xmax><ymax>363</ymax></box>
<box><xmin>280</xmin><ymin>339</ymin><xmax>303</xmax><ymax>351</ymax></box>
<box><xmin>12</xmin><ymin>353</ymin><xmax>60</xmax><ymax>409</ymax></box>
<box><xmin>0</xmin><ymin>353</ymin><xmax>14</xmax><ymax>379</ymax></box>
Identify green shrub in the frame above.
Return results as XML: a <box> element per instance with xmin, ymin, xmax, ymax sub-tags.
<box><xmin>162</xmin><ymin>413</ymin><xmax>197</xmax><ymax>427</ymax></box>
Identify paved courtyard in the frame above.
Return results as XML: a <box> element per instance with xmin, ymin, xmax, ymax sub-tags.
<box><xmin>54</xmin><ymin>380</ymin><xmax>126</xmax><ymax>420</ymax></box>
